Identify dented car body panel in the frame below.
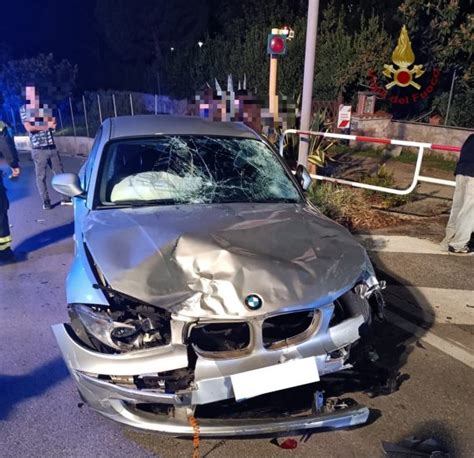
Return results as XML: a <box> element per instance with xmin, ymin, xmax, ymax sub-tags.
<box><xmin>83</xmin><ymin>202</ymin><xmax>373</xmax><ymax>318</ymax></box>
<box><xmin>52</xmin><ymin>115</ymin><xmax>384</xmax><ymax>436</ymax></box>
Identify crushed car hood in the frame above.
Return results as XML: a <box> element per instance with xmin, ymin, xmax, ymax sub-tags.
<box><xmin>84</xmin><ymin>203</ymin><xmax>372</xmax><ymax>318</ymax></box>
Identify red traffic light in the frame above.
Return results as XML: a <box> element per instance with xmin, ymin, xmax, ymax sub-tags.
<box><xmin>270</xmin><ymin>36</ymin><xmax>285</xmax><ymax>53</ymax></box>
<box><xmin>267</xmin><ymin>34</ymin><xmax>287</xmax><ymax>55</ymax></box>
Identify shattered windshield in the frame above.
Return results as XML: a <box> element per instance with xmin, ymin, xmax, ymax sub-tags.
<box><xmin>98</xmin><ymin>135</ymin><xmax>302</xmax><ymax>206</ymax></box>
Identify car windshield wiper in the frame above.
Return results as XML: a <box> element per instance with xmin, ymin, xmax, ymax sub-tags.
<box><xmin>100</xmin><ymin>198</ymin><xmax>300</xmax><ymax>208</ymax></box>
<box><xmin>247</xmin><ymin>198</ymin><xmax>301</xmax><ymax>204</ymax></box>
<box><xmin>107</xmin><ymin>199</ymin><xmax>178</xmax><ymax>208</ymax></box>
<box><xmin>212</xmin><ymin>197</ymin><xmax>300</xmax><ymax>204</ymax></box>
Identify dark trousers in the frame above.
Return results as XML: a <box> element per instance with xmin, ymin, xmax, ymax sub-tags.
<box><xmin>0</xmin><ymin>174</ymin><xmax>12</xmax><ymax>252</ymax></box>
<box><xmin>31</xmin><ymin>147</ymin><xmax>64</xmax><ymax>202</ymax></box>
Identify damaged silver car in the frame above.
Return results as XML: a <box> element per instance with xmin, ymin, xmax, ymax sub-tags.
<box><xmin>52</xmin><ymin>115</ymin><xmax>385</xmax><ymax>436</ymax></box>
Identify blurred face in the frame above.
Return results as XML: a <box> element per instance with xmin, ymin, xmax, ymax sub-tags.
<box><xmin>25</xmin><ymin>86</ymin><xmax>38</xmax><ymax>106</ymax></box>
<box><xmin>242</xmin><ymin>103</ymin><xmax>262</xmax><ymax>133</ymax></box>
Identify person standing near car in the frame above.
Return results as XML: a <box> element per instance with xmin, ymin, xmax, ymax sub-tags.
<box><xmin>19</xmin><ymin>84</ymin><xmax>71</xmax><ymax>209</ymax></box>
<box><xmin>0</xmin><ymin>120</ymin><xmax>20</xmax><ymax>264</ymax></box>
<box><xmin>441</xmin><ymin>133</ymin><xmax>474</xmax><ymax>254</ymax></box>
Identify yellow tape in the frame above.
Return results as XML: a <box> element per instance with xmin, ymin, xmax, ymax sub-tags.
<box><xmin>0</xmin><ymin>235</ymin><xmax>12</xmax><ymax>244</ymax></box>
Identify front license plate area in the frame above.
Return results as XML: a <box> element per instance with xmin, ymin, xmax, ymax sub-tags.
<box><xmin>231</xmin><ymin>357</ymin><xmax>320</xmax><ymax>401</ymax></box>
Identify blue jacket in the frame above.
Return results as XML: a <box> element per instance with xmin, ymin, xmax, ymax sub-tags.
<box><xmin>455</xmin><ymin>134</ymin><xmax>474</xmax><ymax>177</ymax></box>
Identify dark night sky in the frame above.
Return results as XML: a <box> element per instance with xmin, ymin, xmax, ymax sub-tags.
<box><xmin>1</xmin><ymin>0</ymin><xmax>98</xmax><ymax>89</ymax></box>
<box><xmin>0</xmin><ymin>0</ymin><xmax>215</xmax><ymax>92</ymax></box>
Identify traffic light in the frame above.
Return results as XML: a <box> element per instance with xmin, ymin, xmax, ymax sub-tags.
<box><xmin>267</xmin><ymin>34</ymin><xmax>287</xmax><ymax>56</ymax></box>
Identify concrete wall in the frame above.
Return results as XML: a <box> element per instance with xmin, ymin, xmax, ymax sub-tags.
<box><xmin>351</xmin><ymin>116</ymin><xmax>392</xmax><ymax>139</ymax></box>
<box><xmin>14</xmin><ymin>136</ymin><xmax>93</xmax><ymax>156</ymax></box>
<box><xmin>351</xmin><ymin>116</ymin><xmax>473</xmax><ymax>154</ymax></box>
<box><xmin>390</xmin><ymin>121</ymin><xmax>473</xmax><ymax>149</ymax></box>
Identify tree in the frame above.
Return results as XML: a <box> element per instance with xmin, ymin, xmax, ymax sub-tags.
<box><xmin>90</xmin><ymin>0</ymin><xmax>471</xmax><ymax>129</ymax></box>
<box><xmin>399</xmin><ymin>0</ymin><xmax>473</xmax><ymax>125</ymax></box>
<box><xmin>0</xmin><ymin>53</ymin><xmax>77</xmax><ymax>111</ymax></box>
<box><xmin>313</xmin><ymin>4</ymin><xmax>354</xmax><ymax>100</ymax></box>
<box><xmin>399</xmin><ymin>0</ymin><xmax>472</xmax><ymax>75</ymax></box>
<box><xmin>95</xmin><ymin>0</ymin><xmax>210</xmax><ymax>92</ymax></box>
<box><xmin>313</xmin><ymin>3</ymin><xmax>391</xmax><ymax>101</ymax></box>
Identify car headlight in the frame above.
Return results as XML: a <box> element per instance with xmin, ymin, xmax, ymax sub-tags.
<box><xmin>353</xmin><ymin>272</ymin><xmax>386</xmax><ymax>321</ymax></box>
<box><xmin>69</xmin><ymin>303</ymin><xmax>170</xmax><ymax>352</ymax></box>
<box><xmin>354</xmin><ymin>274</ymin><xmax>386</xmax><ymax>299</ymax></box>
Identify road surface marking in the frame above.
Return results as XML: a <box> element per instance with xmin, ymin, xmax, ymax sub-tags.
<box><xmin>386</xmin><ymin>310</ymin><xmax>474</xmax><ymax>369</ymax></box>
<box><xmin>385</xmin><ymin>286</ymin><xmax>474</xmax><ymax>325</ymax></box>
<box><xmin>356</xmin><ymin>235</ymin><xmax>448</xmax><ymax>255</ymax></box>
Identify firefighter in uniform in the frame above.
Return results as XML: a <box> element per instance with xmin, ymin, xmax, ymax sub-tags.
<box><xmin>0</xmin><ymin>121</ymin><xmax>20</xmax><ymax>264</ymax></box>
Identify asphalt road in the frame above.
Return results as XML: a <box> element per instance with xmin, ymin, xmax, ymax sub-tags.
<box><xmin>1</xmin><ymin>154</ymin><xmax>473</xmax><ymax>457</ymax></box>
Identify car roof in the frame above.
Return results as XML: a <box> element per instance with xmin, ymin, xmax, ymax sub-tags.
<box><xmin>107</xmin><ymin>115</ymin><xmax>259</xmax><ymax>140</ymax></box>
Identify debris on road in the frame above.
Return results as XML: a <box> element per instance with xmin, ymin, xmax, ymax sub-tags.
<box><xmin>381</xmin><ymin>436</ymin><xmax>448</xmax><ymax>457</ymax></box>
<box><xmin>278</xmin><ymin>438</ymin><xmax>298</xmax><ymax>450</ymax></box>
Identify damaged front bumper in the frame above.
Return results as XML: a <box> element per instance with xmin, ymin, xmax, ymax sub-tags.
<box><xmin>91</xmin><ymin>395</ymin><xmax>370</xmax><ymax>437</ymax></box>
<box><xmin>52</xmin><ymin>299</ymin><xmax>373</xmax><ymax>436</ymax></box>
<box><xmin>57</xmin><ymin>348</ymin><xmax>370</xmax><ymax>437</ymax></box>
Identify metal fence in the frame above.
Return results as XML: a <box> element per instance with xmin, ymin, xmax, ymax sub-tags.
<box><xmin>280</xmin><ymin>129</ymin><xmax>459</xmax><ymax>194</ymax></box>
<box><xmin>2</xmin><ymin>92</ymin><xmax>188</xmax><ymax>138</ymax></box>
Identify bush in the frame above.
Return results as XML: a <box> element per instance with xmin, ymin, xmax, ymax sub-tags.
<box><xmin>361</xmin><ymin>165</ymin><xmax>414</xmax><ymax>208</ymax></box>
<box><xmin>308</xmin><ymin>182</ymin><xmax>373</xmax><ymax>230</ymax></box>
<box><xmin>431</xmin><ymin>87</ymin><xmax>474</xmax><ymax>129</ymax></box>
<box><xmin>308</xmin><ymin>181</ymin><xmax>404</xmax><ymax>230</ymax></box>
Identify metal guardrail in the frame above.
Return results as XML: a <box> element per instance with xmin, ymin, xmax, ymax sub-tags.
<box><xmin>280</xmin><ymin>130</ymin><xmax>460</xmax><ymax>194</ymax></box>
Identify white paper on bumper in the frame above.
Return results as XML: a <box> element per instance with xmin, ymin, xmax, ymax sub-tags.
<box><xmin>230</xmin><ymin>357</ymin><xmax>320</xmax><ymax>401</ymax></box>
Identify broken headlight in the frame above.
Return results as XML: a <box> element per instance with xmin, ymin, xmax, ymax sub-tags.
<box><xmin>69</xmin><ymin>303</ymin><xmax>171</xmax><ymax>352</ymax></box>
<box><xmin>354</xmin><ymin>273</ymin><xmax>386</xmax><ymax>321</ymax></box>
<box><xmin>354</xmin><ymin>275</ymin><xmax>386</xmax><ymax>299</ymax></box>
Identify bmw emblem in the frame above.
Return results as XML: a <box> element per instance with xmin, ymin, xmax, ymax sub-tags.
<box><xmin>244</xmin><ymin>294</ymin><xmax>263</xmax><ymax>310</ymax></box>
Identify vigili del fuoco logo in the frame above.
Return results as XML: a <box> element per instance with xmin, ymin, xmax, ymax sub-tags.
<box><xmin>368</xmin><ymin>26</ymin><xmax>440</xmax><ymax>105</ymax></box>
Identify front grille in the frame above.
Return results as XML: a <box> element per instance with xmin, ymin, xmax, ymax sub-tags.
<box><xmin>188</xmin><ymin>322</ymin><xmax>250</xmax><ymax>353</ymax></box>
<box><xmin>262</xmin><ymin>310</ymin><xmax>318</xmax><ymax>349</ymax></box>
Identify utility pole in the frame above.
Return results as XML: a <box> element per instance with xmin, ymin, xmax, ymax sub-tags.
<box><xmin>298</xmin><ymin>0</ymin><xmax>320</xmax><ymax>166</ymax></box>
<box><xmin>445</xmin><ymin>69</ymin><xmax>456</xmax><ymax>126</ymax></box>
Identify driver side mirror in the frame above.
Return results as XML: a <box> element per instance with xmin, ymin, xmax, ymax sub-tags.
<box><xmin>52</xmin><ymin>173</ymin><xmax>85</xmax><ymax>198</ymax></box>
<box><xmin>295</xmin><ymin>164</ymin><xmax>312</xmax><ymax>191</ymax></box>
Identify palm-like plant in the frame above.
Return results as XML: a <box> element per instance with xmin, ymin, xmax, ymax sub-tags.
<box><xmin>307</xmin><ymin>108</ymin><xmax>336</xmax><ymax>167</ymax></box>
<box><xmin>267</xmin><ymin>107</ymin><xmax>337</xmax><ymax>170</ymax></box>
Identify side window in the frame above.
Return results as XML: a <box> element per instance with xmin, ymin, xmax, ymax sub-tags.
<box><xmin>84</xmin><ymin>127</ymin><xmax>103</xmax><ymax>191</ymax></box>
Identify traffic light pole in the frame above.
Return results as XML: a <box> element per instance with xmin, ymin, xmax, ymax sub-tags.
<box><xmin>268</xmin><ymin>28</ymin><xmax>279</xmax><ymax>121</ymax></box>
<box><xmin>269</xmin><ymin>57</ymin><xmax>278</xmax><ymax>119</ymax></box>
<box><xmin>298</xmin><ymin>0</ymin><xmax>320</xmax><ymax>166</ymax></box>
